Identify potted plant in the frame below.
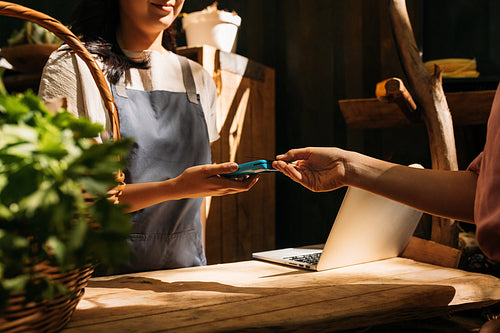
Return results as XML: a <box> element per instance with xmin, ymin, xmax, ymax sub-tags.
<box><xmin>0</xmin><ymin>22</ymin><xmax>62</xmax><ymax>73</ymax></box>
<box><xmin>0</xmin><ymin>76</ymin><xmax>132</xmax><ymax>331</ymax></box>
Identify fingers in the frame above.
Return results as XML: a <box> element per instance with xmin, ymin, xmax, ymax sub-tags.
<box><xmin>273</xmin><ymin>160</ymin><xmax>303</xmax><ymax>182</ymax></box>
<box><xmin>275</xmin><ymin>148</ymin><xmax>312</xmax><ymax>163</ymax></box>
<box><xmin>211</xmin><ymin>175</ymin><xmax>260</xmax><ymax>196</ymax></box>
<box><xmin>198</xmin><ymin>162</ymin><xmax>261</xmax><ymax>188</ymax></box>
<box><xmin>233</xmin><ymin>174</ymin><xmax>260</xmax><ymax>189</ymax></box>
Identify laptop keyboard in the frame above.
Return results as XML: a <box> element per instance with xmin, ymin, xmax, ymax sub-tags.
<box><xmin>284</xmin><ymin>252</ymin><xmax>322</xmax><ymax>265</ymax></box>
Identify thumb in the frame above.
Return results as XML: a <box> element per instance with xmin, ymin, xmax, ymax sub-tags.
<box><xmin>276</xmin><ymin>148</ymin><xmax>310</xmax><ymax>163</ymax></box>
<box><xmin>208</xmin><ymin>162</ymin><xmax>239</xmax><ymax>175</ymax></box>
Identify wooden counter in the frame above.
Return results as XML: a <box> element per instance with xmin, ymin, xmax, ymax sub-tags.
<box><xmin>63</xmin><ymin>258</ymin><xmax>500</xmax><ymax>332</ymax></box>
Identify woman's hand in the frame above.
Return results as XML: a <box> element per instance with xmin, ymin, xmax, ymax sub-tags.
<box><xmin>172</xmin><ymin>162</ymin><xmax>260</xmax><ymax>198</ymax></box>
<box><xmin>118</xmin><ymin>162</ymin><xmax>259</xmax><ymax>212</ymax></box>
<box><xmin>272</xmin><ymin>147</ymin><xmax>349</xmax><ymax>192</ymax></box>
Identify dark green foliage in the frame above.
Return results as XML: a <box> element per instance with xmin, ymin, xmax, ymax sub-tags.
<box><xmin>0</xmin><ymin>88</ymin><xmax>133</xmax><ymax>312</ymax></box>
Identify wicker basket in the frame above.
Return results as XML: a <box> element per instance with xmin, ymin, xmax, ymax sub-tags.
<box><xmin>0</xmin><ymin>2</ymin><xmax>121</xmax><ymax>332</ymax></box>
<box><xmin>0</xmin><ymin>264</ymin><xmax>94</xmax><ymax>333</ymax></box>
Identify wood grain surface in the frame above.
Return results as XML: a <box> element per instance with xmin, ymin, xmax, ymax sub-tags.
<box><xmin>63</xmin><ymin>258</ymin><xmax>500</xmax><ymax>332</ymax></box>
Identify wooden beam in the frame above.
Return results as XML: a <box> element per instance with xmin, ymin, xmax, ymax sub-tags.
<box><xmin>339</xmin><ymin>90</ymin><xmax>494</xmax><ymax>128</ymax></box>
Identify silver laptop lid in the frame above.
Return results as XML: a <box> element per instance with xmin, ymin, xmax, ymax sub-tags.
<box><xmin>316</xmin><ymin>186</ymin><xmax>422</xmax><ymax>271</ymax></box>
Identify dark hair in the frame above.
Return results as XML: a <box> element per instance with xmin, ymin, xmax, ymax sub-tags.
<box><xmin>70</xmin><ymin>0</ymin><xmax>177</xmax><ymax>84</ymax></box>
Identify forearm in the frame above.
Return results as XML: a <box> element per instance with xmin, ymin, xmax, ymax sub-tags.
<box><xmin>115</xmin><ymin>163</ymin><xmax>259</xmax><ymax>213</ymax></box>
<box><xmin>346</xmin><ymin>151</ymin><xmax>477</xmax><ymax>223</ymax></box>
<box><xmin>118</xmin><ymin>179</ymin><xmax>182</xmax><ymax>213</ymax></box>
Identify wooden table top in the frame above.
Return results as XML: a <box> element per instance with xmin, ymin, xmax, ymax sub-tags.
<box><xmin>63</xmin><ymin>258</ymin><xmax>500</xmax><ymax>332</ymax></box>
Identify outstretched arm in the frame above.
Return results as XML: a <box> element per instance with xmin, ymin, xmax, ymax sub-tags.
<box><xmin>118</xmin><ymin>162</ymin><xmax>259</xmax><ymax>212</ymax></box>
<box><xmin>273</xmin><ymin>147</ymin><xmax>477</xmax><ymax>223</ymax></box>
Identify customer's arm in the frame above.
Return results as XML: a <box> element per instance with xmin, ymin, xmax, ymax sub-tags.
<box><xmin>273</xmin><ymin>147</ymin><xmax>477</xmax><ymax>223</ymax></box>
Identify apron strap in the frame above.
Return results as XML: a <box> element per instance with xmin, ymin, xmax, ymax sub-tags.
<box><xmin>179</xmin><ymin>56</ymin><xmax>199</xmax><ymax>105</ymax></box>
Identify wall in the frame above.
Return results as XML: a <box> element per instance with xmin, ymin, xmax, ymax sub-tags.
<box><xmin>1</xmin><ymin>0</ymin><xmax>498</xmax><ymax>250</ymax></box>
<box><xmin>183</xmin><ymin>0</ymin><xmax>498</xmax><ymax>248</ymax></box>
<box><xmin>0</xmin><ymin>0</ymin><xmax>75</xmax><ymax>45</ymax></box>
<box><xmin>185</xmin><ymin>0</ymin><xmax>428</xmax><ymax>247</ymax></box>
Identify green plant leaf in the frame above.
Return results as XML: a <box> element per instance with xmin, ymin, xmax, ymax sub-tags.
<box><xmin>54</xmin><ymin>112</ymin><xmax>104</xmax><ymax>139</ymax></box>
<box><xmin>0</xmin><ymin>164</ymin><xmax>39</xmax><ymax>205</ymax></box>
<box><xmin>46</xmin><ymin>236</ymin><xmax>66</xmax><ymax>266</ymax></box>
<box><xmin>1</xmin><ymin>274</ymin><xmax>29</xmax><ymax>293</ymax></box>
<box><xmin>7</xmin><ymin>22</ymin><xmax>62</xmax><ymax>46</ymax></box>
<box><xmin>0</xmin><ymin>69</ymin><xmax>7</xmax><ymax>96</ymax></box>
<box><xmin>68</xmin><ymin>218</ymin><xmax>88</xmax><ymax>252</ymax></box>
<box><xmin>0</xmin><ymin>90</ymin><xmax>132</xmax><ymax>311</ymax></box>
<box><xmin>0</xmin><ymin>123</ymin><xmax>38</xmax><ymax>149</ymax></box>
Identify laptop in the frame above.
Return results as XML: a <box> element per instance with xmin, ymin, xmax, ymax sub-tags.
<box><xmin>252</xmin><ymin>186</ymin><xmax>423</xmax><ymax>271</ymax></box>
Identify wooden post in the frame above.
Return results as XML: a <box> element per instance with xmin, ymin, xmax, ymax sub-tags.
<box><xmin>388</xmin><ymin>0</ymin><xmax>459</xmax><ymax>247</ymax></box>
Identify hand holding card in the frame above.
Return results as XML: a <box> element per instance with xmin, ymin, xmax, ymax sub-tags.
<box><xmin>223</xmin><ymin>160</ymin><xmax>278</xmax><ymax>179</ymax></box>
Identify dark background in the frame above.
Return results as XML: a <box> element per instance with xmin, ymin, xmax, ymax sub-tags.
<box><xmin>2</xmin><ymin>0</ymin><xmax>499</xmax><ymax>249</ymax></box>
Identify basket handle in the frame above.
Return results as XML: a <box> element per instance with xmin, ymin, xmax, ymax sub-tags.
<box><xmin>0</xmin><ymin>1</ymin><xmax>121</xmax><ymax>141</ymax></box>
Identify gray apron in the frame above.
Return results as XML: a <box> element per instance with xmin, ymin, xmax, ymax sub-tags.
<box><xmin>112</xmin><ymin>56</ymin><xmax>211</xmax><ymax>273</ymax></box>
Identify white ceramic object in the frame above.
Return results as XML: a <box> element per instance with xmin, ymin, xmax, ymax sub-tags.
<box><xmin>183</xmin><ymin>9</ymin><xmax>241</xmax><ymax>53</ymax></box>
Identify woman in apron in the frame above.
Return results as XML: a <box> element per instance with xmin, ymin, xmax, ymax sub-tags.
<box><xmin>39</xmin><ymin>0</ymin><xmax>259</xmax><ymax>272</ymax></box>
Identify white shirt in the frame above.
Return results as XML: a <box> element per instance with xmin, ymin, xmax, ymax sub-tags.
<box><xmin>38</xmin><ymin>47</ymin><xmax>219</xmax><ymax>143</ymax></box>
